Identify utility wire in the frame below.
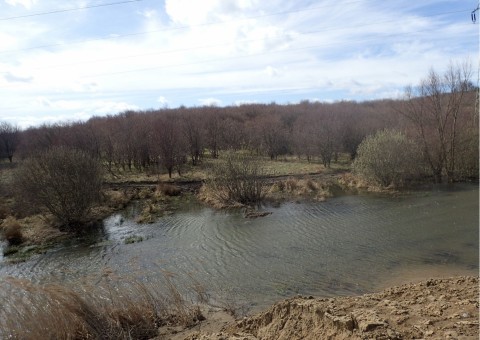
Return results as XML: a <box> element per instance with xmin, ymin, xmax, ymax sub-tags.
<box><xmin>4</xmin><ymin>21</ymin><xmax>474</xmax><ymax>76</ymax></box>
<box><xmin>63</xmin><ymin>24</ymin><xmax>477</xmax><ymax>79</ymax></box>
<box><xmin>0</xmin><ymin>5</ymin><xmax>470</xmax><ymax>55</ymax></box>
<box><xmin>0</xmin><ymin>0</ymin><xmax>145</xmax><ymax>21</ymax></box>
<box><xmin>0</xmin><ymin>0</ymin><xmax>365</xmax><ymax>53</ymax></box>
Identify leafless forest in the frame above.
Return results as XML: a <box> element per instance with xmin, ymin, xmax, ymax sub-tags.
<box><xmin>1</xmin><ymin>66</ymin><xmax>478</xmax><ymax>184</ymax></box>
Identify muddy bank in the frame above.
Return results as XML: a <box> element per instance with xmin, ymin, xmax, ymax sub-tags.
<box><xmin>170</xmin><ymin>276</ymin><xmax>478</xmax><ymax>339</ymax></box>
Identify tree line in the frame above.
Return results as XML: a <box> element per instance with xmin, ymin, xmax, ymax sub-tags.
<box><xmin>1</xmin><ymin>62</ymin><xmax>478</xmax><ymax>184</ymax></box>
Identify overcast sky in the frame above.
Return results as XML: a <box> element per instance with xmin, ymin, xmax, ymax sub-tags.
<box><xmin>0</xmin><ymin>0</ymin><xmax>478</xmax><ymax>128</ymax></box>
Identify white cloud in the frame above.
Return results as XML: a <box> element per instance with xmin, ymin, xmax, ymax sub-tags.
<box><xmin>234</xmin><ymin>99</ymin><xmax>258</xmax><ymax>106</ymax></box>
<box><xmin>165</xmin><ymin>0</ymin><xmax>258</xmax><ymax>25</ymax></box>
<box><xmin>138</xmin><ymin>9</ymin><xmax>157</xmax><ymax>19</ymax></box>
<box><xmin>5</xmin><ymin>0</ymin><xmax>37</xmax><ymax>9</ymax></box>
<box><xmin>199</xmin><ymin>97</ymin><xmax>222</xmax><ymax>106</ymax></box>
<box><xmin>0</xmin><ymin>32</ymin><xmax>17</xmax><ymax>50</ymax></box>
<box><xmin>157</xmin><ymin>96</ymin><xmax>169</xmax><ymax>107</ymax></box>
<box><xmin>71</xmin><ymin>81</ymin><xmax>99</xmax><ymax>93</ymax></box>
<box><xmin>93</xmin><ymin>101</ymin><xmax>139</xmax><ymax>114</ymax></box>
<box><xmin>4</xmin><ymin>72</ymin><xmax>33</xmax><ymax>83</ymax></box>
<box><xmin>35</xmin><ymin>96</ymin><xmax>139</xmax><ymax>115</ymax></box>
<box><xmin>264</xmin><ymin>66</ymin><xmax>280</xmax><ymax>77</ymax></box>
<box><xmin>0</xmin><ymin>0</ymin><xmax>475</xmax><ymax>127</ymax></box>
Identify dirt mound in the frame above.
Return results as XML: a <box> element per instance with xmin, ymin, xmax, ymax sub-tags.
<box><xmin>179</xmin><ymin>276</ymin><xmax>478</xmax><ymax>339</ymax></box>
<box><xmin>233</xmin><ymin>276</ymin><xmax>478</xmax><ymax>339</ymax></box>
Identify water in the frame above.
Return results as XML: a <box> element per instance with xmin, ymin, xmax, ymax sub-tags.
<box><xmin>1</xmin><ymin>184</ymin><xmax>478</xmax><ymax>310</ymax></box>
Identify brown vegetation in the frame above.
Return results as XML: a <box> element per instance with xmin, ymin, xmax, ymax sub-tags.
<box><xmin>0</xmin><ymin>273</ymin><xmax>205</xmax><ymax>339</ymax></box>
<box><xmin>1</xmin><ymin>62</ymin><xmax>475</xmax><ymax>187</ymax></box>
<box><xmin>402</xmin><ymin>61</ymin><xmax>477</xmax><ymax>183</ymax></box>
<box><xmin>1</xmin><ymin>216</ymin><xmax>23</xmax><ymax>246</ymax></box>
<box><xmin>14</xmin><ymin>147</ymin><xmax>103</xmax><ymax>230</ymax></box>
<box><xmin>158</xmin><ymin>183</ymin><xmax>182</xmax><ymax>197</ymax></box>
<box><xmin>0</xmin><ymin>61</ymin><xmax>476</xmax><ymax>251</ymax></box>
<box><xmin>268</xmin><ymin>177</ymin><xmax>332</xmax><ymax>201</ymax></box>
<box><xmin>205</xmin><ymin>153</ymin><xmax>268</xmax><ymax>206</ymax></box>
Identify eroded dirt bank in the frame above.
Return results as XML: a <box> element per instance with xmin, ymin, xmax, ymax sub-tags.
<box><xmin>172</xmin><ymin>276</ymin><xmax>478</xmax><ymax>340</ymax></box>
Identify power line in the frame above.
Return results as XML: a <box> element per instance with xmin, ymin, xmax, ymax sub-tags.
<box><xmin>6</xmin><ymin>20</ymin><xmax>473</xmax><ymax>77</ymax></box>
<box><xmin>0</xmin><ymin>17</ymin><xmax>475</xmax><ymax>82</ymax></box>
<box><xmin>0</xmin><ymin>0</ymin><xmax>365</xmax><ymax>54</ymax></box>
<box><xmin>0</xmin><ymin>0</ymin><xmax>145</xmax><ymax>21</ymax></box>
<box><xmin>56</xmin><ymin>24</ymin><xmax>476</xmax><ymax>80</ymax></box>
<box><xmin>0</xmin><ymin>5</ymin><xmax>470</xmax><ymax>55</ymax></box>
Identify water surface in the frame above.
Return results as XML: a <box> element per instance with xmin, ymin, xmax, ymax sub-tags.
<box><xmin>1</xmin><ymin>184</ymin><xmax>478</xmax><ymax>310</ymax></box>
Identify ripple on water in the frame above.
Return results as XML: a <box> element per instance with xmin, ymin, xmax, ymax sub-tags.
<box><xmin>0</xmin><ymin>184</ymin><xmax>478</xmax><ymax>310</ymax></box>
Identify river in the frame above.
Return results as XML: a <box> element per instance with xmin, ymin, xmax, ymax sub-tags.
<box><xmin>0</xmin><ymin>183</ymin><xmax>478</xmax><ymax>311</ymax></box>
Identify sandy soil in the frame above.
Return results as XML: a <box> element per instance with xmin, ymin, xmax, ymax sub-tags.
<box><xmin>160</xmin><ymin>276</ymin><xmax>479</xmax><ymax>340</ymax></box>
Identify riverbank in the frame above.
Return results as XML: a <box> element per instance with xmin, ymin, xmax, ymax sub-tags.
<box><xmin>0</xmin><ymin>166</ymin><xmax>349</xmax><ymax>259</ymax></box>
<box><xmin>161</xmin><ymin>275</ymin><xmax>479</xmax><ymax>340</ymax></box>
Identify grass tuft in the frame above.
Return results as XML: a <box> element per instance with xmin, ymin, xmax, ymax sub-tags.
<box><xmin>1</xmin><ymin>216</ymin><xmax>23</xmax><ymax>246</ymax></box>
<box><xmin>157</xmin><ymin>183</ymin><xmax>182</xmax><ymax>197</ymax></box>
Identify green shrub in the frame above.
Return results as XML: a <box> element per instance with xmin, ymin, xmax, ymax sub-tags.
<box><xmin>353</xmin><ymin>129</ymin><xmax>423</xmax><ymax>187</ymax></box>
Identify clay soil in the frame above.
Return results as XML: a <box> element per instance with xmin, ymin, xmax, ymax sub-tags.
<box><xmin>163</xmin><ymin>276</ymin><xmax>478</xmax><ymax>340</ymax></box>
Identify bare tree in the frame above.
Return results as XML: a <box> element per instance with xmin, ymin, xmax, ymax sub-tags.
<box><xmin>207</xmin><ymin>153</ymin><xmax>267</xmax><ymax>205</ymax></box>
<box><xmin>402</xmin><ymin>61</ymin><xmax>473</xmax><ymax>182</ymax></box>
<box><xmin>292</xmin><ymin>114</ymin><xmax>317</xmax><ymax>162</ymax></box>
<box><xmin>182</xmin><ymin>110</ymin><xmax>204</xmax><ymax>166</ymax></box>
<box><xmin>0</xmin><ymin>122</ymin><xmax>20</xmax><ymax>162</ymax></box>
<box><xmin>15</xmin><ymin>147</ymin><xmax>103</xmax><ymax>229</ymax></box>
<box><xmin>257</xmin><ymin>115</ymin><xmax>289</xmax><ymax>160</ymax></box>
<box><xmin>151</xmin><ymin>115</ymin><xmax>186</xmax><ymax>178</ymax></box>
<box><xmin>204</xmin><ymin>108</ymin><xmax>224</xmax><ymax>158</ymax></box>
<box><xmin>315</xmin><ymin>112</ymin><xmax>340</xmax><ymax>168</ymax></box>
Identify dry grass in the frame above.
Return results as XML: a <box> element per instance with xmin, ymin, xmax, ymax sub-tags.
<box><xmin>268</xmin><ymin>177</ymin><xmax>332</xmax><ymax>201</ymax></box>
<box><xmin>1</xmin><ymin>216</ymin><xmax>23</xmax><ymax>245</ymax></box>
<box><xmin>157</xmin><ymin>183</ymin><xmax>181</xmax><ymax>197</ymax></box>
<box><xmin>197</xmin><ymin>185</ymin><xmax>246</xmax><ymax>210</ymax></box>
<box><xmin>103</xmin><ymin>154</ymin><xmax>351</xmax><ymax>186</ymax></box>
<box><xmin>0</xmin><ymin>273</ymin><xmax>205</xmax><ymax>340</ymax></box>
<box><xmin>102</xmin><ymin>189</ymin><xmax>131</xmax><ymax>210</ymax></box>
<box><xmin>336</xmin><ymin>172</ymin><xmax>387</xmax><ymax>193</ymax></box>
<box><xmin>15</xmin><ymin>215</ymin><xmax>66</xmax><ymax>247</ymax></box>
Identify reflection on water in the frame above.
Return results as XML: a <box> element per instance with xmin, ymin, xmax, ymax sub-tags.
<box><xmin>1</xmin><ymin>183</ymin><xmax>478</xmax><ymax>310</ymax></box>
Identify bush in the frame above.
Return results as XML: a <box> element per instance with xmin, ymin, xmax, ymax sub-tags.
<box><xmin>1</xmin><ymin>216</ymin><xmax>23</xmax><ymax>245</ymax></box>
<box><xmin>14</xmin><ymin>147</ymin><xmax>103</xmax><ymax>229</ymax></box>
<box><xmin>157</xmin><ymin>183</ymin><xmax>181</xmax><ymax>197</ymax></box>
<box><xmin>353</xmin><ymin>129</ymin><xmax>423</xmax><ymax>187</ymax></box>
<box><xmin>207</xmin><ymin>153</ymin><xmax>267</xmax><ymax>205</ymax></box>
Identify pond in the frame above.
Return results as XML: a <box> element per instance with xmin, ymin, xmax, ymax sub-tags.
<box><xmin>0</xmin><ymin>184</ymin><xmax>478</xmax><ymax>311</ymax></box>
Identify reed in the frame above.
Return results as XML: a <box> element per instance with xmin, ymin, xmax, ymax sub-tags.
<box><xmin>0</xmin><ymin>273</ymin><xmax>204</xmax><ymax>339</ymax></box>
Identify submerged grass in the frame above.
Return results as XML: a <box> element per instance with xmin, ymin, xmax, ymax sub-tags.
<box><xmin>0</xmin><ymin>272</ymin><xmax>205</xmax><ymax>340</ymax></box>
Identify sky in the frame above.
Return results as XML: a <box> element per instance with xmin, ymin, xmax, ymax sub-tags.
<box><xmin>0</xmin><ymin>0</ymin><xmax>478</xmax><ymax>128</ymax></box>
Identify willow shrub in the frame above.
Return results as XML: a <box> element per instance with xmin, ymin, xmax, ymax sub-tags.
<box><xmin>15</xmin><ymin>147</ymin><xmax>103</xmax><ymax>230</ymax></box>
<box><xmin>207</xmin><ymin>153</ymin><xmax>268</xmax><ymax>205</ymax></box>
<box><xmin>353</xmin><ymin>129</ymin><xmax>423</xmax><ymax>188</ymax></box>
